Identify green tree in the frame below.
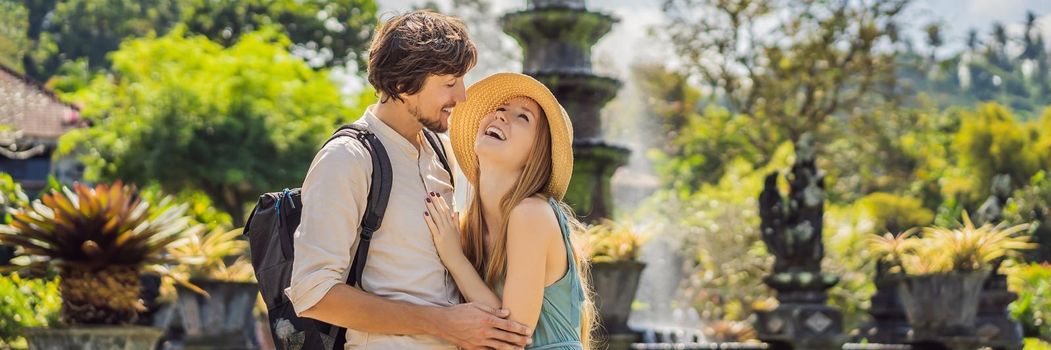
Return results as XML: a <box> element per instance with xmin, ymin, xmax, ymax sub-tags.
<box><xmin>900</xmin><ymin>11</ymin><xmax>1051</xmax><ymax>117</ymax></box>
<box><xmin>57</xmin><ymin>28</ymin><xmax>370</xmax><ymax>226</ymax></box>
<box><xmin>855</xmin><ymin>192</ymin><xmax>934</xmax><ymax>234</ymax></box>
<box><xmin>179</xmin><ymin>0</ymin><xmax>377</xmax><ymax>69</ymax></box>
<box><xmin>632</xmin><ymin>63</ymin><xmax>763</xmax><ymax>193</ymax></box>
<box><xmin>661</xmin><ymin>0</ymin><xmax>909</xmax><ymax>156</ymax></box>
<box><xmin>1034</xmin><ymin>106</ymin><xmax>1051</xmax><ymax>168</ymax></box>
<box><xmin>0</xmin><ymin>1</ymin><xmax>28</xmax><ymax>70</ymax></box>
<box><xmin>20</xmin><ymin>0</ymin><xmax>183</xmax><ymax>81</ymax></box>
<box><xmin>821</xmin><ymin>99</ymin><xmax>961</xmax><ymax>205</ymax></box>
<box><xmin>953</xmin><ymin>103</ymin><xmax>1042</xmax><ymax>203</ymax></box>
<box><xmin>11</xmin><ymin>0</ymin><xmax>377</xmax><ymax>82</ymax></box>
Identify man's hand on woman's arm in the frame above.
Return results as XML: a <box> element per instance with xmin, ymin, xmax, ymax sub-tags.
<box><xmin>300</xmin><ymin>284</ymin><xmax>533</xmax><ymax>350</ymax></box>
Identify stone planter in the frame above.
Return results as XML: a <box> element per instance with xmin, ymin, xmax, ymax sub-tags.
<box><xmin>24</xmin><ymin>326</ymin><xmax>164</xmax><ymax>350</ymax></box>
<box><xmin>898</xmin><ymin>271</ymin><xmax>988</xmax><ymax>342</ymax></box>
<box><xmin>590</xmin><ymin>260</ymin><xmax>646</xmax><ymax>345</ymax></box>
<box><xmin>862</xmin><ymin>267</ymin><xmax>909</xmax><ymax>343</ymax></box>
<box><xmin>174</xmin><ymin>279</ymin><xmax>259</xmax><ymax>349</ymax></box>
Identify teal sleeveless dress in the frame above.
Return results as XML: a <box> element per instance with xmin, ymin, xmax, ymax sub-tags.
<box><xmin>526</xmin><ymin>198</ymin><xmax>586</xmax><ymax>350</ymax></box>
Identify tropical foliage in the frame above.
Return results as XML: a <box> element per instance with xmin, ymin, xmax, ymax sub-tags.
<box><xmin>0</xmin><ymin>273</ymin><xmax>60</xmax><ymax>347</ymax></box>
<box><xmin>166</xmin><ymin>226</ymin><xmax>252</xmax><ymax>282</ymax></box>
<box><xmin>0</xmin><ymin>182</ymin><xmax>191</xmax><ymax>325</ymax></box>
<box><xmin>586</xmin><ymin>219</ymin><xmax>649</xmax><ymax>263</ymax></box>
<box><xmin>2</xmin><ymin>0</ymin><xmax>378</xmax><ymax>81</ymax></box>
<box><xmin>56</xmin><ymin>28</ymin><xmax>370</xmax><ymax>226</ymax></box>
<box><xmin>869</xmin><ymin>212</ymin><xmax>1033</xmax><ymax>275</ymax></box>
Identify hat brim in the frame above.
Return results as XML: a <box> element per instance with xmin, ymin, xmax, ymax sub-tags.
<box><xmin>449</xmin><ymin>72</ymin><xmax>574</xmax><ymax>200</ymax></box>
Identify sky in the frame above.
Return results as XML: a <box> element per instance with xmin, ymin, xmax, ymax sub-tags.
<box><xmin>374</xmin><ymin>0</ymin><xmax>1051</xmax><ymax>83</ymax></box>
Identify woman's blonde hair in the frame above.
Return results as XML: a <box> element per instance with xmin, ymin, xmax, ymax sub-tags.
<box><xmin>459</xmin><ymin>100</ymin><xmax>597</xmax><ymax>348</ymax></box>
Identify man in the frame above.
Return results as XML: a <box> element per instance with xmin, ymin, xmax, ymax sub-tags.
<box><xmin>286</xmin><ymin>10</ymin><xmax>532</xmax><ymax>350</ymax></box>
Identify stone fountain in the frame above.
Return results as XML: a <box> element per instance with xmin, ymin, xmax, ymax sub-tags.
<box><xmin>501</xmin><ymin>0</ymin><xmax>629</xmax><ymax>222</ymax></box>
<box><xmin>502</xmin><ymin>2</ymin><xmax>639</xmax><ymax>349</ymax></box>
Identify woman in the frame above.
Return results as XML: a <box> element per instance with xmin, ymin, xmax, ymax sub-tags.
<box><xmin>422</xmin><ymin>72</ymin><xmax>595</xmax><ymax>350</ymax></box>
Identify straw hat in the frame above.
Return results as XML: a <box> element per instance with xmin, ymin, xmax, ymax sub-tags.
<box><xmin>449</xmin><ymin>72</ymin><xmax>574</xmax><ymax>200</ymax></box>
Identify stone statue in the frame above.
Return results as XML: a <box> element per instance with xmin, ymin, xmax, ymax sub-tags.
<box><xmin>755</xmin><ymin>133</ymin><xmax>844</xmax><ymax>350</ymax></box>
<box><xmin>758</xmin><ymin>133</ymin><xmax>836</xmax><ymax>293</ymax></box>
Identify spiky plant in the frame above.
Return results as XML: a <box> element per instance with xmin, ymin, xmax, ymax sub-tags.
<box><xmin>585</xmin><ymin>219</ymin><xmax>649</xmax><ymax>263</ymax></box>
<box><xmin>167</xmin><ymin>225</ymin><xmax>253</xmax><ymax>282</ymax></box>
<box><xmin>0</xmin><ymin>182</ymin><xmax>190</xmax><ymax>325</ymax></box>
<box><xmin>869</xmin><ymin>211</ymin><xmax>1034</xmax><ymax>275</ymax></box>
<box><xmin>869</xmin><ymin>227</ymin><xmax>920</xmax><ymax>274</ymax></box>
<box><xmin>923</xmin><ymin>211</ymin><xmax>1035</xmax><ymax>272</ymax></box>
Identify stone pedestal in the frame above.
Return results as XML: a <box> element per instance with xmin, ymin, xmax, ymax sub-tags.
<box><xmin>25</xmin><ymin>326</ymin><xmax>164</xmax><ymax>350</ymax></box>
<box><xmin>973</xmin><ymin>271</ymin><xmax>1023</xmax><ymax>350</ymax></box>
<box><xmin>757</xmin><ymin>303</ymin><xmax>845</xmax><ymax>350</ymax></box>
<box><xmin>603</xmin><ymin>333</ymin><xmax>639</xmax><ymax>350</ymax></box>
<box><xmin>591</xmin><ymin>261</ymin><xmax>645</xmax><ymax>350</ymax></box>
<box><xmin>756</xmin><ymin>273</ymin><xmax>845</xmax><ymax>350</ymax></box>
<box><xmin>175</xmin><ymin>280</ymin><xmax>259</xmax><ymax>349</ymax></box>
<box><xmin>861</xmin><ymin>267</ymin><xmax>909</xmax><ymax>343</ymax></box>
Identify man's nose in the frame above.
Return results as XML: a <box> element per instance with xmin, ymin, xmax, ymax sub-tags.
<box><xmin>454</xmin><ymin>81</ymin><xmax>467</xmax><ymax>103</ymax></box>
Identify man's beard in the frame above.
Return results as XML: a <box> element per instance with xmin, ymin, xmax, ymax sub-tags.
<box><xmin>411</xmin><ymin>105</ymin><xmax>448</xmax><ymax>133</ymax></box>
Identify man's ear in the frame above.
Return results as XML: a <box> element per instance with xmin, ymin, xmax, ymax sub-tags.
<box><xmin>394</xmin><ymin>83</ymin><xmax>410</xmax><ymax>102</ymax></box>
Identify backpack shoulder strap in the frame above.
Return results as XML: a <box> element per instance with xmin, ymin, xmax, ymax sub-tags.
<box><xmin>323</xmin><ymin>123</ymin><xmax>393</xmax><ymax>349</ymax></box>
<box><xmin>325</xmin><ymin>123</ymin><xmax>393</xmax><ymax>287</ymax></box>
<box><xmin>423</xmin><ymin>130</ymin><xmax>454</xmax><ymax>187</ymax></box>
<box><xmin>326</xmin><ymin>123</ymin><xmax>367</xmax><ymax>146</ymax></box>
<box><xmin>347</xmin><ymin>129</ymin><xmax>392</xmax><ymax>287</ymax></box>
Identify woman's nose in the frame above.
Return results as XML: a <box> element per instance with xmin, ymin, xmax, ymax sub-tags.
<box><xmin>495</xmin><ymin>110</ymin><xmax>508</xmax><ymax>123</ymax></box>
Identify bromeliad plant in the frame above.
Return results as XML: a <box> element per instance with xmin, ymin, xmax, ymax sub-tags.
<box><xmin>870</xmin><ymin>211</ymin><xmax>1035</xmax><ymax>337</ymax></box>
<box><xmin>0</xmin><ymin>182</ymin><xmax>193</xmax><ymax>325</ymax></box>
<box><xmin>585</xmin><ymin>219</ymin><xmax>649</xmax><ymax>263</ymax></box>
<box><xmin>166</xmin><ymin>225</ymin><xmax>254</xmax><ymax>283</ymax></box>
<box><xmin>870</xmin><ymin>211</ymin><xmax>1034</xmax><ymax>275</ymax></box>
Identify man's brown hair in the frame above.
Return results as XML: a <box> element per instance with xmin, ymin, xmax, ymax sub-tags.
<box><xmin>368</xmin><ymin>10</ymin><xmax>477</xmax><ymax>103</ymax></box>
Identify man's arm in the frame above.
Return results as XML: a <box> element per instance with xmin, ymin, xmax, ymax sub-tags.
<box><xmin>301</xmin><ymin>284</ymin><xmax>533</xmax><ymax>349</ymax></box>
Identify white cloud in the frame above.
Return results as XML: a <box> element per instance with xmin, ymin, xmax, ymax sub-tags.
<box><xmin>966</xmin><ymin>0</ymin><xmax>1031</xmax><ymax>20</ymax></box>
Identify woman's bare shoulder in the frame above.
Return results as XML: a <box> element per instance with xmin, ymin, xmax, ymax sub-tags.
<box><xmin>507</xmin><ymin>197</ymin><xmax>561</xmax><ymax>243</ymax></box>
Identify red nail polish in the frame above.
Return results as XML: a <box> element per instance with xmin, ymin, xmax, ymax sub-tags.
<box><xmin>436</xmin><ymin>192</ymin><xmax>441</xmax><ymax>197</ymax></box>
<box><xmin>424</xmin><ymin>212</ymin><xmax>429</xmax><ymax>216</ymax></box>
<box><xmin>426</xmin><ymin>198</ymin><xmax>431</xmax><ymax>203</ymax></box>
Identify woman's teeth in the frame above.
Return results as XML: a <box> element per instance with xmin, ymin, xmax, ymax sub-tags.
<box><xmin>485</xmin><ymin>126</ymin><xmax>506</xmax><ymax>141</ymax></box>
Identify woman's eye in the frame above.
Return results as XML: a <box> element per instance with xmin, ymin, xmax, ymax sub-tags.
<box><xmin>518</xmin><ymin>114</ymin><xmax>529</xmax><ymax>121</ymax></box>
<box><xmin>496</xmin><ymin>107</ymin><xmax>506</xmax><ymax>112</ymax></box>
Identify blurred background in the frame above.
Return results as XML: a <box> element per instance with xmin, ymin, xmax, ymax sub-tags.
<box><xmin>2</xmin><ymin>0</ymin><xmax>1051</xmax><ymax>349</ymax></box>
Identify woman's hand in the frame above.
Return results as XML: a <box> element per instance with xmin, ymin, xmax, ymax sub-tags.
<box><xmin>424</xmin><ymin>192</ymin><xmax>465</xmax><ymax>266</ymax></box>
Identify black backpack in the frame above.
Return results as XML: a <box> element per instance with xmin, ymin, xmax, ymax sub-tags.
<box><xmin>244</xmin><ymin>124</ymin><xmax>452</xmax><ymax>350</ymax></box>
